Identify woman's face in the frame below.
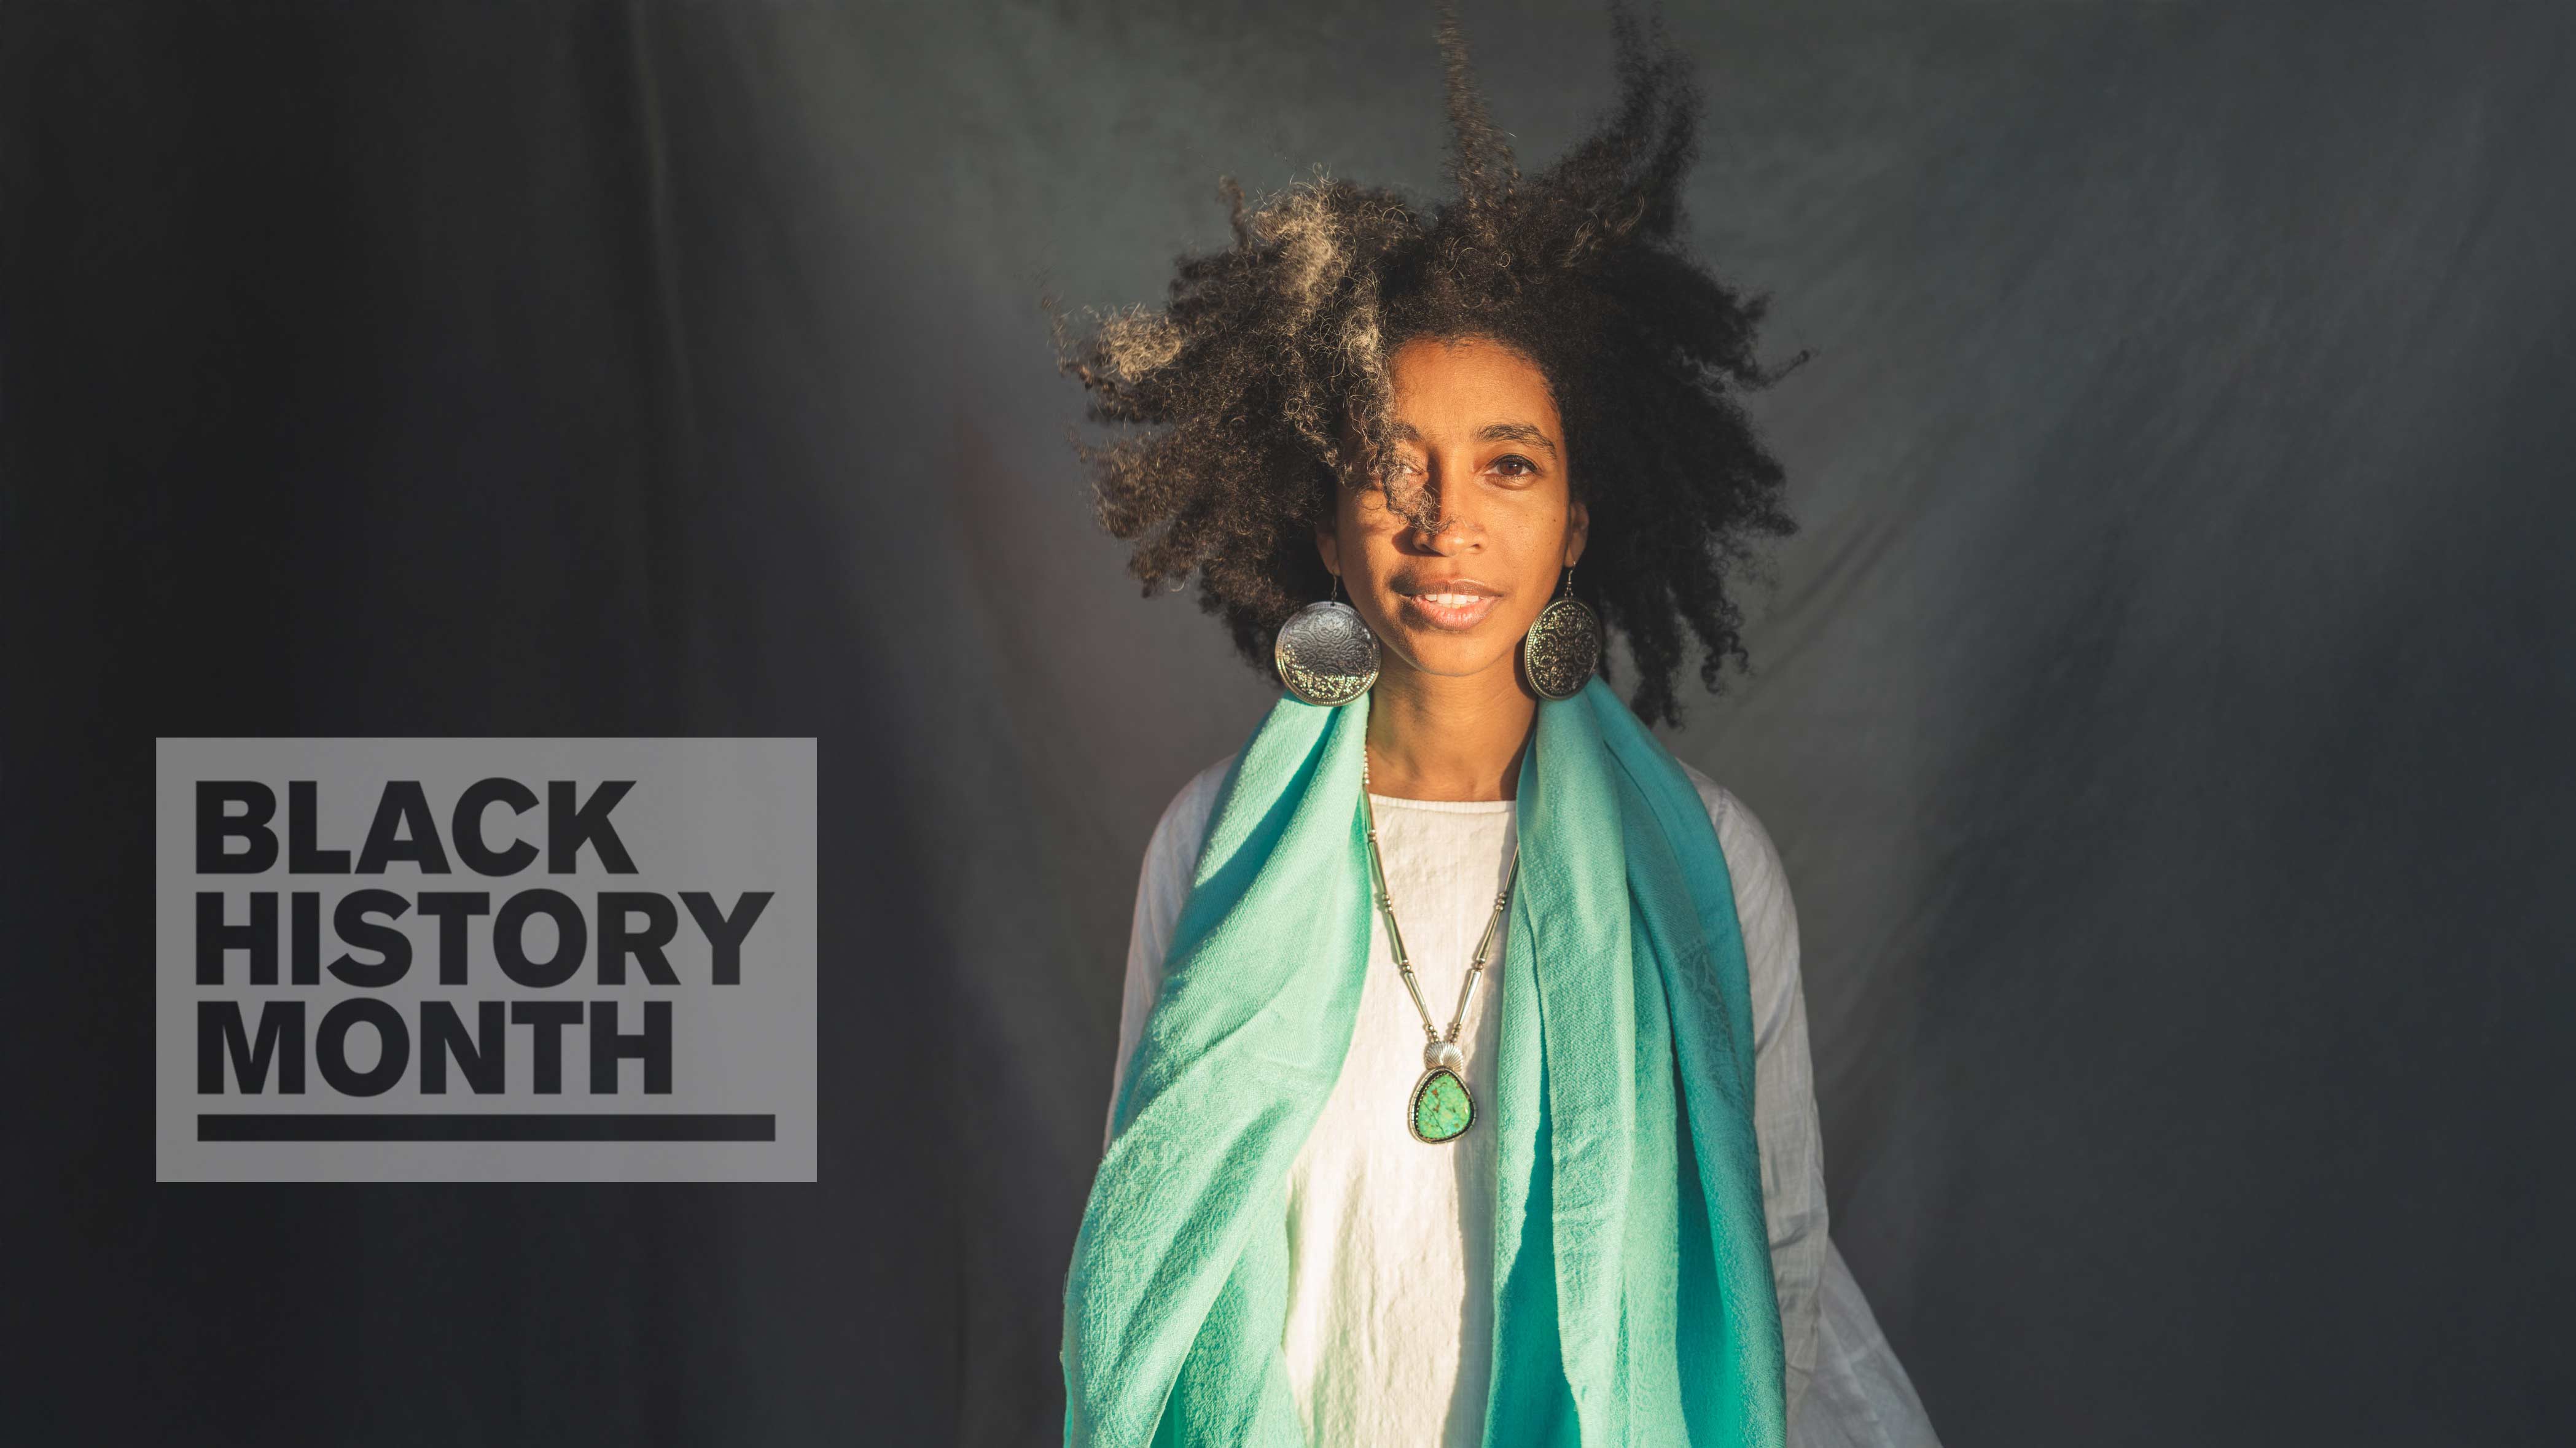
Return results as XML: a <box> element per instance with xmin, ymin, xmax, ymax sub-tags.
<box><xmin>1318</xmin><ymin>335</ymin><xmax>1588</xmax><ymax>690</ymax></box>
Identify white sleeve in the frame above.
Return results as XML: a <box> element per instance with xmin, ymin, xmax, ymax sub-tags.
<box><xmin>1687</xmin><ymin>768</ymin><xmax>1945</xmax><ymax>1447</ymax></box>
<box><xmin>1102</xmin><ymin>757</ymin><xmax>1233</xmax><ymax>1156</ymax></box>
<box><xmin>1688</xmin><ymin>769</ymin><xmax>1830</xmax><ymax>1432</ymax></box>
<box><xmin>1790</xmin><ymin>1239</ymin><xmax>1945</xmax><ymax>1448</ymax></box>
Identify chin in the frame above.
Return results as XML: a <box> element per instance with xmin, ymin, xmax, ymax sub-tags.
<box><xmin>1389</xmin><ymin>633</ymin><xmax>1518</xmax><ymax>681</ymax></box>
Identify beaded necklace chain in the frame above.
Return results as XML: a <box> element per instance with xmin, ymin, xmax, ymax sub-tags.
<box><xmin>1359</xmin><ymin>746</ymin><xmax>1520</xmax><ymax>1145</ymax></box>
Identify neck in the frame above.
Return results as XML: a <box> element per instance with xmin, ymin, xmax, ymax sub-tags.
<box><xmin>1364</xmin><ymin>658</ymin><xmax>1537</xmax><ymax>801</ymax></box>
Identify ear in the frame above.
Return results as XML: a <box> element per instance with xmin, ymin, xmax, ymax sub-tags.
<box><xmin>1315</xmin><ymin>519</ymin><xmax>1342</xmax><ymax>578</ymax></box>
<box><xmin>1563</xmin><ymin>499</ymin><xmax>1590</xmax><ymax>569</ymax></box>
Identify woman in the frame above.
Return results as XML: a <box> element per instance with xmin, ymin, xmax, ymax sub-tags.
<box><xmin>1054</xmin><ymin>6</ymin><xmax>1940</xmax><ymax>1445</ymax></box>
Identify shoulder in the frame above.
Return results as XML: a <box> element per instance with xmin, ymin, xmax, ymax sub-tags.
<box><xmin>1145</xmin><ymin>752</ymin><xmax>1789</xmax><ymax>901</ymax></box>
<box><xmin>1676</xmin><ymin>759</ymin><xmax>1792</xmax><ymax>906</ymax></box>
<box><xmin>1142</xmin><ymin>752</ymin><xmax>1237</xmax><ymax>874</ymax></box>
<box><xmin>1676</xmin><ymin>761</ymin><xmax>1803</xmax><ymax>1046</ymax></box>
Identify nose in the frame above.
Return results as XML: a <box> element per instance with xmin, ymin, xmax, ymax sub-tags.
<box><xmin>1399</xmin><ymin>462</ymin><xmax>1483</xmax><ymax>554</ymax></box>
<box><xmin>1422</xmin><ymin>513</ymin><xmax>1477</xmax><ymax>554</ymax></box>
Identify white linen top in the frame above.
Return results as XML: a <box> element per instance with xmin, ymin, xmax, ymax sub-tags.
<box><xmin>1103</xmin><ymin>753</ymin><xmax>1943</xmax><ymax>1447</ymax></box>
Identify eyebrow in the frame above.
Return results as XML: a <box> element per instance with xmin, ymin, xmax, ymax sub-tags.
<box><xmin>1389</xmin><ymin>420</ymin><xmax>1560</xmax><ymax>457</ymax></box>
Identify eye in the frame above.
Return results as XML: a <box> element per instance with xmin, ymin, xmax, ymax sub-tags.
<box><xmin>1492</xmin><ymin>454</ymin><xmax>1539</xmax><ymax>478</ymax></box>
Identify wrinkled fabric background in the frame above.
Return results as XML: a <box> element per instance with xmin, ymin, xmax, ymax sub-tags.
<box><xmin>9</xmin><ymin>2</ymin><xmax>2572</xmax><ymax>1443</ymax></box>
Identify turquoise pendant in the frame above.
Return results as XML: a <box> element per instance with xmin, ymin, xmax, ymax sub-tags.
<box><xmin>1409</xmin><ymin>1067</ymin><xmax>1474</xmax><ymax>1143</ymax></box>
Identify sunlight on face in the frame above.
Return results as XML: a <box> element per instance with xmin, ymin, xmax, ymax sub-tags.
<box><xmin>1319</xmin><ymin>335</ymin><xmax>1588</xmax><ymax>687</ymax></box>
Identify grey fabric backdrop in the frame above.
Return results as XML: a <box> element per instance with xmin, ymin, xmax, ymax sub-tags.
<box><xmin>9</xmin><ymin>1</ymin><xmax>2572</xmax><ymax>1444</ymax></box>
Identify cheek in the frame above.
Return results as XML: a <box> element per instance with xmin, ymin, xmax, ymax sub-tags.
<box><xmin>1338</xmin><ymin>500</ymin><xmax>1406</xmax><ymax>569</ymax></box>
<box><xmin>1505</xmin><ymin>497</ymin><xmax>1575</xmax><ymax>567</ymax></box>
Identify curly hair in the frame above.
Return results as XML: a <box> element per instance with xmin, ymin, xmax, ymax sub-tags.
<box><xmin>1048</xmin><ymin>0</ymin><xmax>1801</xmax><ymax>726</ymax></box>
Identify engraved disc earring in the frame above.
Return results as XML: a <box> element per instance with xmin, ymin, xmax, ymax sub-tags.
<box><xmin>1521</xmin><ymin>566</ymin><xmax>1602</xmax><ymax>701</ymax></box>
<box><xmin>1274</xmin><ymin>572</ymin><xmax>1380</xmax><ymax>706</ymax></box>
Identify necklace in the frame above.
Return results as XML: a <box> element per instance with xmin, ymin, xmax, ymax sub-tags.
<box><xmin>1360</xmin><ymin>747</ymin><xmax>1521</xmax><ymax>1145</ymax></box>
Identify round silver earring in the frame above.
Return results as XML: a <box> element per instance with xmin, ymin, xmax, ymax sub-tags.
<box><xmin>1274</xmin><ymin>574</ymin><xmax>1380</xmax><ymax>706</ymax></box>
<box><xmin>1521</xmin><ymin>566</ymin><xmax>1601</xmax><ymax>701</ymax></box>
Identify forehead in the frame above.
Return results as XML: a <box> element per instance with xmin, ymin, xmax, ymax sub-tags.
<box><xmin>1384</xmin><ymin>336</ymin><xmax>1559</xmax><ymax>438</ymax></box>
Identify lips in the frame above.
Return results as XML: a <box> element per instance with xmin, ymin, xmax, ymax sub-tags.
<box><xmin>1398</xmin><ymin>578</ymin><xmax>1503</xmax><ymax>631</ymax></box>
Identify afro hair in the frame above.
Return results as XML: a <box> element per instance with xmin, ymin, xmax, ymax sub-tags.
<box><xmin>1049</xmin><ymin>0</ymin><xmax>1801</xmax><ymax>725</ymax></box>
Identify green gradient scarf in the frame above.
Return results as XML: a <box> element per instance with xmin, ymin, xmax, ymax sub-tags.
<box><xmin>1063</xmin><ymin>677</ymin><xmax>1785</xmax><ymax>1447</ymax></box>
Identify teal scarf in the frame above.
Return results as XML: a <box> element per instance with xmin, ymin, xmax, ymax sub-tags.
<box><xmin>1063</xmin><ymin>677</ymin><xmax>1786</xmax><ymax>1447</ymax></box>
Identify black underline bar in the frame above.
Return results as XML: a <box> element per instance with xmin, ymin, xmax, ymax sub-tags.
<box><xmin>199</xmin><ymin>1114</ymin><xmax>776</xmax><ymax>1142</ymax></box>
